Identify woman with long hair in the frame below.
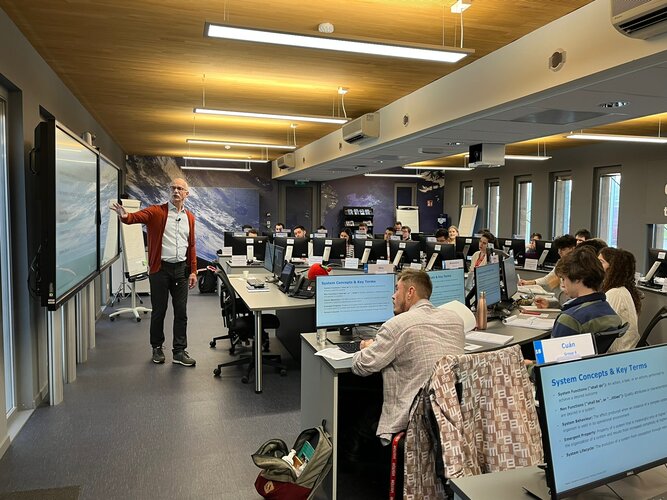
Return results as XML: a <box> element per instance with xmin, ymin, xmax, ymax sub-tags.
<box><xmin>598</xmin><ymin>247</ymin><xmax>642</xmax><ymax>352</ymax></box>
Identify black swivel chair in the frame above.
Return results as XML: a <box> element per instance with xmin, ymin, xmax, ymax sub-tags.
<box><xmin>209</xmin><ymin>266</ymin><xmax>252</xmax><ymax>353</ymax></box>
<box><xmin>212</xmin><ymin>267</ymin><xmax>286</xmax><ymax>383</ymax></box>
<box><xmin>593</xmin><ymin>322</ymin><xmax>629</xmax><ymax>354</ymax></box>
<box><xmin>637</xmin><ymin>306</ymin><xmax>667</xmax><ymax>348</ymax></box>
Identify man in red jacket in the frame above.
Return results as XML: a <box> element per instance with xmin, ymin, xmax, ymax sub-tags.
<box><xmin>112</xmin><ymin>177</ymin><xmax>197</xmax><ymax>366</ymax></box>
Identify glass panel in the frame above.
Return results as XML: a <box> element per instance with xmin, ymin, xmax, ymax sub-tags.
<box><xmin>654</xmin><ymin>224</ymin><xmax>667</xmax><ymax>249</ymax></box>
<box><xmin>553</xmin><ymin>176</ymin><xmax>572</xmax><ymax>238</ymax></box>
<box><xmin>597</xmin><ymin>173</ymin><xmax>621</xmax><ymax>247</ymax></box>
<box><xmin>0</xmin><ymin>95</ymin><xmax>15</xmax><ymax>416</ymax></box>
<box><xmin>463</xmin><ymin>185</ymin><xmax>473</xmax><ymax>206</ymax></box>
<box><xmin>516</xmin><ymin>180</ymin><xmax>532</xmax><ymax>243</ymax></box>
<box><xmin>487</xmin><ymin>182</ymin><xmax>500</xmax><ymax>235</ymax></box>
<box><xmin>99</xmin><ymin>158</ymin><xmax>119</xmax><ymax>268</ymax></box>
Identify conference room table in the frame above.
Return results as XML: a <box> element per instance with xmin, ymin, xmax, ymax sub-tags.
<box><xmin>300</xmin><ymin>318</ymin><xmax>552</xmax><ymax>500</ymax></box>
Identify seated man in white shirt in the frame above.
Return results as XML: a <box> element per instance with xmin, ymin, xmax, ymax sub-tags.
<box><xmin>520</xmin><ymin>234</ymin><xmax>577</xmax><ymax>294</ymax></box>
<box><xmin>351</xmin><ymin>269</ymin><xmax>465</xmax><ymax>444</ymax></box>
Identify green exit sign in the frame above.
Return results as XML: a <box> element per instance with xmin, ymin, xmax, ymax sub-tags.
<box><xmin>294</xmin><ymin>180</ymin><xmax>308</xmax><ymax>186</ymax></box>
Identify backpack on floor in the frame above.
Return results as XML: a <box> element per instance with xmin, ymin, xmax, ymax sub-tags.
<box><xmin>252</xmin><ymin>422</ymin><xmax>333</xmax><ymax>500</ymax></box>
<box><xmin>198</xmin><ymin>265</ymin><xmax>217</xmax><ymax>293</ymax></box>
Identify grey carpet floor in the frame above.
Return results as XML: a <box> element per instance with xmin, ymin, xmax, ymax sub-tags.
<box><xmin>0</xmin><ymin>292</ymin><xmax>302</xmax><ymax>499</ymax></box>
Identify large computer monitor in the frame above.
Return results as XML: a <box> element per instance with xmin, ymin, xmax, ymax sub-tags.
<box><xmin>352</xmin><ymin>238</ymin><xmax>388</xmax><ymax>265</ymax></box>
<box><xmin>230</xmin><ymin>235</ymin><xmax>268</xmax><ymax>262</ymax></box>
<box><xmin>474</xmin><ymin>261</ymin><xmax>501</xmax><ymax>307</ymax></box>
<box><xmin>424</xmin><ymin>242</ymin><xmax>456</xmax><ymax>271</ymax></box>
<box><xmin>273</xmin><ymin>244</ymin><xmax>285</xmax><ymax>278</ymax></box>
<box><xmin>311</xmin><ymin>237</ymin><xmax>347</xmax><ymax>263</ymax></box>
<box><xmin>456</xmin><ymin>236</ymin><xmax>479</xmax><ymax>260</ymax></box>
<box><xmin>274</xmin><ymin>236</ymin><xmax>309</xmax><ymax>260</ymax></box>
<box><xmin>535</xmin><ymin>239</ymin><xmax>559</xmax><ymax>267</ymax></box>
<box><xmin>534</xmin><ymin>344</ymin><xmax>667</xmax><ymax>500</ymax></box>
<box><xmin>263</xmin><ymin>242</ymin><xmax>274</xmax><ymax>273</ymax></box>
<box><xmin>278</xmin><ymin>262</ymin><xmax>296</xmax><ymax>293</ymax></box>
<box><xmin>501</xmin><ymin>257</ymin><xmax>518</xmax><ymax>301</ymax></box>
<box><xmin>224</xmin><ymin>230</ymin><xmax>246</xmax><ymax>247</ymax></box>
<box><xmin>498</xmin><ymin>237</ymin><xmax>526</xmax><ymax>265</ymax></box>
<box><xmin>315</xmin><ymin>274</ymin><xmax>395</xmax><ymax>329</ymax></box>
<box><xmin>645</xmin><ymin>248</ymin><xmax>667</xmax><ymax>283</ymax></box>
<box><xmin>388</xmin><ymin>239</ymin><xmax>421</xmax><ymax>268</ymax></box>
<box><xmin>428</xmin><ymin>269</ymin><xmax>465</xmax><ymax>307</ymax></box>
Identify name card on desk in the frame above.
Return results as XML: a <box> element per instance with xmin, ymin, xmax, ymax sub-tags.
<box><xmin>409</xmin><ymin>262</ymin><xmax>423</xmax><ymax>270</ymax></box>
<box><xmin>230</xmin><ymin>255</ymin><xmax>247</xmax><ymax>266</ymax></box>
<box><xmin>343</xmin><ymin>258</ymin><xmax>359</xmax><ymax>269</ymax></box>
<box><xmin>308</xmin><ymin>256</ymin><xmax>323</xmax><ymax>266</ymax></box>
<box><xmin>533</xmin><ymin>333</ymin><xmax>595</xmax><ymax>365</ymax></box>
<box><xmin>367</xmin><ymin>263</ymin><xmax>394</xmax><ymax>274</ymax></box>
<box><xmin>445</xmin><ymin>259</ymin><xmax>464</xmax><ymax>270</ymax></box>
<box><xmin>524</xmin><ymin>258</ymin><xmax>538</xmax><ymax>270</ymax></box>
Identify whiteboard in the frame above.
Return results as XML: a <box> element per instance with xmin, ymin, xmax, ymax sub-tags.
<box><xmin>458</xmin><ymin>205</ymin><xmax>478</xmax><ymax>237</ymax></box>
<box><xmin>396</xmin><ymin>206</ymin><xmax>419</xmax><ymax>233</ymax></box>
<box><xmin>118</xmin><ymin>199</ymin><xmax>149</xmax><ymax>280</ymax></box>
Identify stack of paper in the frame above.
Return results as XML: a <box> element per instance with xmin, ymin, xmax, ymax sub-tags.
<box><xmin>465</xmin><ymin>331</ymin><xmax>513</xmax><ymax>345</ymax></box>
<box><xmin>503</xmin><ymin>315</ymin><xmax>555</xmax><ymax>330</ymax></box>
<box><xmin>520</xmin><ymin>305</ymin><xmax>562</xmax><ymax>314</ymax></box>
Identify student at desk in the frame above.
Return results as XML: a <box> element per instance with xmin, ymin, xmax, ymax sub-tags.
<box><xmin>351</xmin><ymin>269</ymin><xmax>465</xmax><ymax>444</ymax></box>
<box><xmin>520</xmin><ymin>234</ymin><xmax>577</xmax><ymax>295</ymax></box>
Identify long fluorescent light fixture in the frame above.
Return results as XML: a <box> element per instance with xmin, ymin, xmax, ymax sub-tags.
<box><xmin>181</xmin><ymin>166</ymin><xmax>252</xmax><ymax>172</ymax></box>
<box><xmin>364</xmin><ymin>173</ymin><xmax>423</xmax><ymax>178</ymax></box>
<box><xmin>205</xmin><ymin>23</ymin><xmax>472</xmax><ymax>63</ymax></box>
<box><xmin>183</xmin><ymin>155</ymin><xmax>268</xmax><ymax>163</ymax></box>
<box><xmin>403</xmin><ymin>166</ymin><xmax>472</xmax><ymax>171</ymax></box>
<box><xmin>566</xmin><ymin>132</ymin><xmax>667</xmax><ymax>144</ymax></box>
<box><xmin>186</xmin><ymin>139</ymin><xmax>296</xmax><ymax>150</ymax></box>
<box><xmin>463</xmin><ymin>153</ymin><xmax>551</xmax><ymax>161</ymax></box>
<box><xmin>194</xmin><ymin>107</ymin><xmax>348</xmax><ymax>125</ymax></box>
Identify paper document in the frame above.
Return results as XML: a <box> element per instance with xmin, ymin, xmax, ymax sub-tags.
<box><xmin>518</xmin><ymin>285</ymin><xmax>553</xmax><ymax>295</ymax></box>
<box><xmin>465</xmin><ymin>331</ymin><xmax>513</xmax><ymax>345</ymax></box>
<box><xmin>503</xmin><ymin>315</ymin><xmax>555</xmax><ymax>330</ymax></box>
<box><xmin>314</xmin><ymin>348</ymin><xmax>355</xmax><ymax>360</ymax></box>
<box><xmin>464</xmin><ymin>343</ymin><xmax>483</xmax><ymax>352</ymax></box>
<box><xmin>520</xmin><ymin>305</ymin><xmax>562</xmax><ymax>314</ymax></box>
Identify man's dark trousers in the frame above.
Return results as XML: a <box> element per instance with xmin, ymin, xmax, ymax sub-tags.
<box><xmin>149</xmin><ymin>260</ymin><xmax>189</xmax><ymax>353</ymax></box>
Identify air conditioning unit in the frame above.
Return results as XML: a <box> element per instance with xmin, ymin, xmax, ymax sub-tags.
<box><xmin>275</xmin><ymin>153</ymin><xmax>295</xmax><ymax>170</ymax></box>
<box><xmin>611</xmin><ymin>0</ymin><xmax>667</xmax><ymax>39</ymax></box>
<box><xmin>468</xmin><ymin>143</ymin><xmax>505</xmax><ymax>168</ymax></box>
<box><xmin>342</xmin><ymin>113</ymin><xmax>380</xmax><ymax>144</ymax></box>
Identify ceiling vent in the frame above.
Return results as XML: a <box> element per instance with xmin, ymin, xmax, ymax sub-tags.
<box><xmin>611</xmin><ymin>0</ymin><xmax>667</xmax><ymax>39</ymax></box>
<box><xmin>468</xmin><ymin>143</ymin><xmax>505</xmax><ymax>168</ymax></box>
<box><xmin>342</xmin><ymin>113</ymin><xmax>380</xmax><ymax>144</ymax></box>
<box><xmin>274</xmin><ymin>153</ymin><xmax>295</xmax><ymax>170</ymax></box>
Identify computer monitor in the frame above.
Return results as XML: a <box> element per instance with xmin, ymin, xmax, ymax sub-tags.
<box><xmin>223</xmin><ymin>230</ymin><xmax>246</xmax><ymax>247</ymax></box>
<box><xmin>273</xmin><ymin>236</ymin><xmax>309</xmax><ymax>260</ymax></box>
<box><xmin>352</xmin><ymin>238</ymin><xmax>388</xmax><ymax>265</ymax></box>
<box><xmin>645</xmin><ymin>248</ymin><xmax>667</xmax><ymax>282</ymax></box>
<box><xmin>428</xmin><ymin>269</ymin><xmax>465</xmax><ymax>307</ymax></box>
<box><xmin>474</xmin><ymin>261</ymin><xmax>501</xmax><ymax>307</ymax></box>
<box><xmin>498</xmin><ymin>237</ymin><xmax>526</xmax><ymax>265</ymax></box>
<box><xmin>230</xmin><ymin>235</ymin><xmax>268</xmax><ymax>262</ymax></box>
<box><xmin>273</xmin><ymin>244</ymin><xmax>285</xmax><ymax>277</ymax></box>
<box><xmin>315</xmin><ymin>274</ymin><xmax>395</xmax><ymax>329</ymax></box>
<box><xmin>501</xmin><ymin>257</ymin><xmax>518</xmax><ymax>302</ymax></box>
<box><xmin>263</xmin><ymin>242</ymin><xmax>274</xmax><ymax>273</ymax></box>
<box><xmin>455</xmin><ymin>236</ymin><xmax>479</xmax><ymax>260</ymax></box>
<box><xmin>311</xmin><ymin>237</ymin><xmax>347</xmax><ymax>263</ymax></box>
<box><xmin>534</xmin><ymin>344</ymin><xmax>667</xmax><ymax>500</ymax></box>
<box><xmin>388</xmin><ymin>239</ymin><xmax>421</xmax><ymax>268</ymax></box>
<box><xmin>535</xmin><ymin>239</ymin><xmax>559</xmax><ymax>267</ymax></box>
<box><xmin>413</xmin><ymin>233</ymin><xmax>435</xmax><ymax>251</ymax></box>
<box><xmin>424</xmin><ymin>242</ymin><xmax>456</xmax><ymax>271</ymax></box>
<box><xmin>278</xmin><ymin>262</ymin><xmax>296</xmax><ymax>293</ymax></box>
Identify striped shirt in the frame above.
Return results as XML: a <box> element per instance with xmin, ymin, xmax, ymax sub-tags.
<box><xmin>551</xmin><ymin>292</ymin><xmax>622</xmax><ymax>341</ymax></box>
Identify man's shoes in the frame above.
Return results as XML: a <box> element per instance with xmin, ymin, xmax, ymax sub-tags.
<box><xmin>173</xmin><ymin>350</ymin><xmax>196</xmax><ymax>366</ymax></box>
<box><xmin>152</xmin><ymin>347</ymin><xmax>165</xmax><ymax>364</ymax></box>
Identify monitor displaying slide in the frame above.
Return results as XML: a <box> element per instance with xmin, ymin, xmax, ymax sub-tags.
<box><xmin>316</xmin><ymin>274</ymin><xmax>395</xmax><ymax>329</ymax></box>
<box><xmin>474</xmin><ymin>262</ymin><xmax>501</xmax><ymax>307</ymax></box>
<box><xmin>535</xmin><ymin>344</ymin><xmax>667</xmax><ymax>499</ymax></box>
<box><xmin>428</xmin><ymin>269</ymin><xmax>465</xmax><ymax>307</ymax></box>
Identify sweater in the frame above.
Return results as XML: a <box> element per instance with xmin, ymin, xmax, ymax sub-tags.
<box><xmin>551</xmin><ymin>292</ymin><xmax>622</xmax><ymax>340</ymax></box>
<box><xmin>123</xmin><ymin>203</ymin><xmax>197</xmax><ymax>275</ymax></box>
<box><xmin>605</xmin><ymin>286</ymin><xmax>640</xmax><ymax>352</ymax></box>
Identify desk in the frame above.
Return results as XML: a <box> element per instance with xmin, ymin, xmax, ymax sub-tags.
<box><xmin>229</xmin><ymin>277</ymin><xmax>314</xmax><ymax>393</ymax></box>
<box><xmin>300</xmin><ymin>319</ymin><xmax>549</xmax><ymax>500</ymax></box>
<box><xmin>450</xmin><ymin>464</ymin><xmax>667</xmax><ymax>499</ymax></box>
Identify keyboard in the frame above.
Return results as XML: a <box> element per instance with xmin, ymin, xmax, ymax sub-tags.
<box><xmin>337</xmin><ymin>341</ymin><xmax>361</xmax><ymax>354</ymax></box>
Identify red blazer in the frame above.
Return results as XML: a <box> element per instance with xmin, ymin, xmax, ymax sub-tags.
<box><xmin>123</xmin><ymin>203</ymin><xmax>197</xmax><ymax>275</ymax></box>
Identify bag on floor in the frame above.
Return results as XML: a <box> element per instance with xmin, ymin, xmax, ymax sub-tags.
<box><xmin>252</xmin><ymin>422</ymin><xmax>333</xmax><ymax>500</ymax></box>
<box><xmin>198</xmin><ymin>265</ymin><xmax>217</xmax><ymax>293</ymax></box>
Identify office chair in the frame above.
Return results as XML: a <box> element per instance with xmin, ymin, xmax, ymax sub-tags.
<box><xmin>209</xmin><ymin>266</ymin><xmax>252</xmax><ymax>353</ymax></box>
<box><xmin>637</xmin><ymin>306</ymin><xmax>667</xmax><ymax>348</ymax></box>
<box><xmin>593</xmin><ymin>322</ymin><xmax>629</xmax><ymax>354</ymax></box>
<box><xmin>212</xmin><ymin>268</ymin><xmax>286</xmax><ymax>383</ymax></box>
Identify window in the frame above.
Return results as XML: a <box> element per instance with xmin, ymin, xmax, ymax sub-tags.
<box><xmin>486</xmin><ymin>179</ymin><xmax>500</xmax><ymax>235</ymax></box>
<box><xmin>595</xmin><ymin>169</ymin><xmax>621</xmax><ymax>247</ymax></box>
<box><xmin>460</xmin><ymin>181</ymin><xmax>473</xmax><ymax>206</ymax></box>
<box><xmin>654</xmin><ymin>224</ymin><xmax>667</xmax><ymax>249</ymax></box>
<box><xmin>552</xmin><ymin>173</ymin><xmax>572</xmax><ymax>238</ymax></box>
<box><xmin>515</xmin><ymin>177</ymin><xmax>532</xmax><ymax>242</ymax></box>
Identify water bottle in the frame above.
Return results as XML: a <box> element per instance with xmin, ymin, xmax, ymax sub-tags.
<box><xmin>476</xmin><ymin>291</ymin><xmax>487</xmax><ymax>330</ymax></box>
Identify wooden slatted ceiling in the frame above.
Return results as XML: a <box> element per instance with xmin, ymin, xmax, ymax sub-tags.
<box><xmin>0</xmin><ymin>0</ymin><xmax>593</xmax><ymax>158</ymax></box>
